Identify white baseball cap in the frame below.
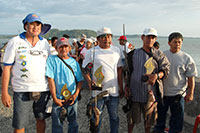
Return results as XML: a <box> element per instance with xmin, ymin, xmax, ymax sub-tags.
<box><xmin>143</xmin><ymin>28</ymin><xmax>158</xmax><ymax>37</ymax></box>
<box><xmin>97</xmin><ymin>27</ymin><xmax>112</xmax><ymax>37</ymax></box>
<box><xmin>72</xmin><ymin>38</ymin><xmax>77</xmax><ymax>43</ymax></box>
<box><xmin>86</xmin><ymin>38</ymin><xmax>93</xmax><ymax>43</ymax></box>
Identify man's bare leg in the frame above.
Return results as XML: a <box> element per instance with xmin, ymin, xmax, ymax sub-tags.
<box><xmin>128</xmin><ymin>123</ymin><xmax>134</xmax><ymax>133</ymax></box>
<box><xmin>36</xmin><ymin>119</ymin><xmax>45</xmax><ymax>133</ymax></box>
<box><xmin>14</xmin><ymin>128</ymin><xmax>25</xmax><ymax>133</ymax></box>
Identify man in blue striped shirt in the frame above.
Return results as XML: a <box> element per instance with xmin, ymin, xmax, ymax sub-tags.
<box><xmin>125</xmin><ymin>28</ymin><xmax>170</xmax><ymax>133</ymax></box>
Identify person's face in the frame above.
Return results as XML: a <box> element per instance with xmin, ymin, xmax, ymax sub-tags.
<box><xmin>52</xmin><ymin>39</ymin><xmax>58</xmax><ymax>47</ymax></box>
<box><xmin>98</xmin><ymin>34</ymin><xmax>112</xmax><ymax>49</ymax></box>
<box><xmin>119</xmin><ymin>39</ymin><xmax>125</xmax><ymax>45</ymax></box>
<box><xmin>168</xmin><ymin>38</ymin><xmax>182</xmax><ymax>53</ymax></box>
<box><xmin>57</xmin><ymin>45</ymin><xmax>71</xmax><ymax>58</ymax></box>
<box><xmin>86</xmin><ymin>41</ymin><xmax>92</xmax><ymax>49</ymax></box>
<box><xmin>142</xmin><ymin>35</ymin><xmax>157</xmax><ymax>49</ymax></box>
<box><xmin>25</xmin><ymin>21</ymin><xmax>42</xmax><ymax>37</ymax></box>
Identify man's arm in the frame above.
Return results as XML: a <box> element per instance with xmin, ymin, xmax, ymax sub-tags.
<box><xmin>185</xmin><ymin>76</ymin><xmax>195</xmax><ymax>103</ymax></box>
<box><xmin>48</xmin><ymin>77</ymin><xmax>64</xmax><ymax>106</ymax></box>
<box><xmin>83</xmin><ymin>73</ymin><xmax>92</xmax><ymax>90</ymax></box>
<box><xmin>1</xmin><ymin>65</ymin><xmax>12</xmax><ymax>108</ymax></box>
<box><xmin>117</xmin><ymin>66</ymin><xmax>123</xmax><ymax>98</ymax></box>
<box><xmin>69</xmin><ymin>81</ymin><xmax>83</xmax><ymax>105</ymax></box>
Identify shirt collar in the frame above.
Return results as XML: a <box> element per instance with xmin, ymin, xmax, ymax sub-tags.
<box><xmin>19</xmin><ymin>32</ymin><xmax>43</xmax><ymax>40</ymax></box>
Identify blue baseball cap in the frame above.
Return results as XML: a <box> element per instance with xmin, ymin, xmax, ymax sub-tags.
<box><xmin>22</xmin><ymin>13</ymin><xmax>51</xmax><ymax>35</ymax></box>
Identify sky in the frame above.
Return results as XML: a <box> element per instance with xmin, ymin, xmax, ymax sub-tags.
<box><xmin>1</xmin><ymin>0</ymin><xmax>200</xmax><ymax>37</ymax></box>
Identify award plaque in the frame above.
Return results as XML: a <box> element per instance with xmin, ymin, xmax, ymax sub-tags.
<box><xmin>94</xmin><ymin>66</ymin><xmax>104</xmax><ymax>88</ymax></box>
<box><xmin>144</xmin><ymin>57</ymin><xmax>155</xmax><ymax>74</ymax></box>
<box><xmin>60</xmin><ymin>84</ymin><xmax>71</xmax><ymax>100</ymax></box>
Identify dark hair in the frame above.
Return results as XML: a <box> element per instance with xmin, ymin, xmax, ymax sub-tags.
<box><xmin>51</xmin><ymin>36</ymin><xmax>58</xmax><ymax>45</ymax></box>
<box><xmin>63</xmin><ymin>34</ymin><xmax>70</xmax><ymax>38</ymax></box>
<box><xmin>168</xmin><ymin>32</ymin><xmax>183</xmax><ymax>42</ymax></box>
<box><xmin>153</xmin><ymin>41</ymin><xmax>160</xmax><ymax>48</ymax></box>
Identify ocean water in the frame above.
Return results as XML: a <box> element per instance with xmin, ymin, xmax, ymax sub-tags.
<box><xmin>112</xmin><ymin>36</ymin><xmax>200</xmax><ymax>76</ymax></box>
<box><xmin>1</xmin><ymin>36</ymin><xmax>200</xmax><ymax>75</ymax></box>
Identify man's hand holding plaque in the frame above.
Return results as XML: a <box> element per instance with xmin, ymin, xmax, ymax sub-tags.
<box><xmin>92</xmin><ymin>66</ymin><xmax>104</xmax><ymax>91</ymax></box>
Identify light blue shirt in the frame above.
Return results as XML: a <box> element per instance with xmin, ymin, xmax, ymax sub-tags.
<box><xmin>46</xmin><ymin>55</ymin><xmax>84</xmax><ymax>99</ymax></box>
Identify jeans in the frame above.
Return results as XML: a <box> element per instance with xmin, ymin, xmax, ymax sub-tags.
<box><xmin>92</xmin><ymin>96</ymin><xmax>119</xmax><ymax>133</ymax></box>
<box><xmin>154</xmin><ymin>95</ymin><xmax>184</xmax><ymax>133</ymax></box>
<box><xmin>51</xmin><ymin>101</ymin><xmax>78</xmax><ymax>133</ymax></box>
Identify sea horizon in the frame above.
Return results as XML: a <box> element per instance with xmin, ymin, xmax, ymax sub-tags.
<box><xmin>1</xmin><ymin>35</ymin><xmax>200</xmax><ymax>76</ymax></box>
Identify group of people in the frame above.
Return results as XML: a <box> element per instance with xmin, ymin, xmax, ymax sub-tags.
<box><xmin>1</xmin><ymin>12</ymin><xmax>198</xmax><ymax>133</ymax></box>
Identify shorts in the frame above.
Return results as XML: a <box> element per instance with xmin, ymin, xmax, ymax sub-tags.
<box><xmin>127</xmin><ymin>102</ymin><xmax>157</xmax><ymax>126</ymax></box>
<box><xmin>33</xmin><ymin>91</ymin><xmax>51</xmax><ymax>119</ymax></box>
<box><xmin>13</xmin><ymin>91</ymin><xmax>51</xmax><ymax>129</ymax></box>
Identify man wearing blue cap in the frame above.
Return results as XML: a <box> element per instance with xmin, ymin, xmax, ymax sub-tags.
<box><xmin>1</xmin><ymin>13</ymin><xmax>51</xmax><ymax>133</ymax></box>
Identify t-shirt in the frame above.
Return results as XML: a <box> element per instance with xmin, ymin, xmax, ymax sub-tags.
<box><xmin>80</xmin><ymin>47</ymin><xmax>88</xmax><ymax>58</ymax></box>
<box><xmin>50</xmin><ymin>46</ymin><xmax>58</xmax><ymax>55</ymax></box>
<box><xmin>46</xmin><ymin>55</ymin><xmax>84</xmax><ymax>99</ymax></box>
<box><xmin>3</xmin><ymin>32</ymin><xmax>50</xmax><ymax>92</ymax></box>
<box><xmin>82</xmin><ymin>45</ymin><xmax>123</xmax><ymax>97</ymax></box>
<box><xmin>120</xmin><ymin>42</ymin><xmax>132</xmax><ymax>65</ymax></box>
<box><xmin>163</xmin><ymin>50</ymin><xmax>198</xmax><ymax>96</ymax></box>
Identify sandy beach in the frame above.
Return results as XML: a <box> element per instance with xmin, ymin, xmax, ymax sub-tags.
<box><xmin>0</xmin><ymin>78</ymin><xmax>199</xmax><ymax>133</ymax></box>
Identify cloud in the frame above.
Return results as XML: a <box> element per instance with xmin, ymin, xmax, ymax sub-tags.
<box><xmin>0</xmin><ymin>0</ymin><xmax>200</xmax><ymax>36</ymax></box>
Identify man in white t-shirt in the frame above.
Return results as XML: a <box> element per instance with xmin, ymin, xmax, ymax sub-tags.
<box><xmin>1</xmin><ymin>13</ymin><xmax>51</xmax><ymax>133</ymax></box>
<box><xmin>82</xmin><ymin>27</ymin><xmax>123</xmax><ymax>132</ymax></box>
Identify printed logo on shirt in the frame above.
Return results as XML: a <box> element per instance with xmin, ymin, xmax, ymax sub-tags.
<box><xmin>21</xmin><ymin>61</ymin><xmax>27</xmax><ymax>66</ymax></box>
<box><xmin>21</xmin><ymin>74</ymin><xmax>28</xmax><ymax>78</ymax></box>
<box><xmin>20</xmin><ymin>68</ymin><xmax>28</xmax><ymax>72</ymax></box>
<box><xmin>19</xmin><ymin>55</ymin><xmax>26</xmax><ymax>59</ymax></box>
<box><xmin>17</xmin><ymin>50</ymin><xmax>27</xmax><ymax>53</ymax></box>
<box><xmin>18</xmin><ymin>46</ymin><xmax>27</xmax><ymax>49</ymax></box>
<box><xmin>29</xmin><ymin>50</ymin><xmax>43</xmax><ymax>56</ymax></box>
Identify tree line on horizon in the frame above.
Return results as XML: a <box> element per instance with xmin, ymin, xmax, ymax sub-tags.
<box><xmin>0</xmin><ymin>29</ymin><xmax>142</xmax><ymax>40</ymax></box>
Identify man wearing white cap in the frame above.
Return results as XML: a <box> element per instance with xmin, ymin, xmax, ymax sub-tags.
<box><xmin>82</xmin><ymin>27</ymin><xmax>123</xmax><ymax>132</ymax></box>
<box><xmin>2</xmin><ymin>13</ymin><xmax>51</xmax><ymax>133</ymax></box>
<box><xmin>125</xmin><ymin>28</ymin><xmax>170</xmax><ymax>133</ymax></box>
<box><xmin>46</xmin><ymin>37</ymin><xmax>83</xmax><ymax>133</ymax></box>
<box><xmin>80</xmin><ymin>38</ymin><xmax>93</xmax><ymax>60</ymax></box>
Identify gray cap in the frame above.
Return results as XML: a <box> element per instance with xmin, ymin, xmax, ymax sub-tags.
<box><xmin>56</xmin><ymin>37</ymin><xmax>71</xmax><ymax>48</ymax></box>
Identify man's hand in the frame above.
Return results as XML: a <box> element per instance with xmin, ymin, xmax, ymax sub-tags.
<box><xmin>54</xmin><ymin>98</ymin><xmax>65</xmax><ymax>107</ymax></box>
<box><xmin>1</xmin><ymin>93</ymin><xmax>12</xmax><ymax>108</ymax></box>
<box><xmin>124</xmin><ymin>86</ymin><xmax>131</xmax><ymax>99</ymax></box>
<box><xmin>147</xmin><ymin>73</ymin><xmax>157</xmax><ymax>85</ymax></box>
<box><xmin>119</xmin><ymin>88</ymin><xmax>124</xmax><ymax>99</ymax></box>
<box><xmin>185</xmin><ymin>92</ymin><xmax>194</xmax><ymax>103</ymax></box>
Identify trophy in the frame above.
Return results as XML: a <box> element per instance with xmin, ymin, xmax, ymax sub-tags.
<box><xmin>60</xmin><ymin>84</ymin><xmax>72</xmax><ymax>105</ymax></box>
<box><xmin>92</xmin><ymin>66</ymin><xmax>104</xmax><ymax>90</ymax></box>
<box><xmin>141</xmin><ymin>57</ymin><xmax>155</xmax><ymax>82</ymax></box>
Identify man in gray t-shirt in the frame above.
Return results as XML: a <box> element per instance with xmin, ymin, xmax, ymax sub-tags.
<box><xmin>154</xmin><ymin>32</ymin><xmax>197</xmax><ymax>133</ymax></box>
